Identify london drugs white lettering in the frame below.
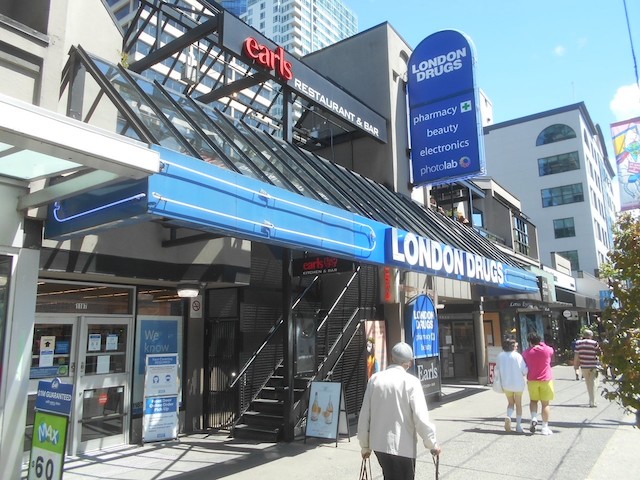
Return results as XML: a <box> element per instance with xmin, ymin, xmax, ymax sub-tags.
<box><xmin>411</xmin><ymin>48</ymin><xmax>466</xmax><ymax>83</ymax></box>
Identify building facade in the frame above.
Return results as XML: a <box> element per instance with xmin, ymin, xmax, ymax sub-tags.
<box><xmin>483</xmin><ymin>104</ymin><xmax>617</xmax><ymax>278</ymax></box>
<box><xmin>0</xmin><ymin>2</ymin><xmax>543</xmax><ymax>478</ymax></box>
<box><xmin>243</xmin><ymin>0</ymin><xmax>357</xmax><ymax>57</ymax></box>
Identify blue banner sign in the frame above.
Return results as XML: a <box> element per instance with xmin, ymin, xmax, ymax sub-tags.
<box><xmin>34</xmin><ymin>378</ymin><xmax>74</xmax><ymax>417</ymax></box>
<box><xmin>405</xmin><ymin>294</ymin><xmax>439</xmax><ymax>359</ymax></box>
<box><xmin>139</xmin><ymin>319</ymin><xmax>179</xmax><ymax>374</ymax></box>
<box><xmin>408</xmin><ymin>30</ymin><xmax>485</xmax><ymax>186</ymax></box>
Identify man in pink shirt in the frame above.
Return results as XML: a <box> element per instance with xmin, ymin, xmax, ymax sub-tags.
<box><xmin>522</xmin><ymin>332</ymin><xmax>555</xmax><ymax>435</ymax></box>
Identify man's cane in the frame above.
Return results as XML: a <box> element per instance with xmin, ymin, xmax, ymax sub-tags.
<box><xmin>431</xmin><ymin>450</ymin><xmax>440</xmax><ymax>480</ymax></box>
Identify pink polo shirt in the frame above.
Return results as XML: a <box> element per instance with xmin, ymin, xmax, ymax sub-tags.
<box><xmin>522</xmin><ymin>342</ymin><xmax>554</xmax><ymax>381</ymax></box>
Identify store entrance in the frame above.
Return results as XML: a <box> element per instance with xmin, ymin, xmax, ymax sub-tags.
<box><xmin>27</xmin><ymin>315</ymin><xmax>133</xmax><ymax>456</ymax></box>
<box><xmin>439</xmin><ymin>320</ymin><xmax>477</xmax><ymax>380</ymax></box>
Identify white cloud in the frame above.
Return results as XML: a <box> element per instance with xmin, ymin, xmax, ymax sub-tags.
<box><xmin>610</xmin><ymin>84</ymin><xmax>640</xmax><ymax>121</ymax></box>
<box><xmin>554</xmin><ymin>45</ymin><xmax>567</xmax><ymax>56</ymax></box>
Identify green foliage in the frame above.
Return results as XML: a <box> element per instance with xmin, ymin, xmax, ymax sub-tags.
<box><xmin>599</xmin><ymin>212</ymin><xmax>640</xmax><ymax>417</ymax></box>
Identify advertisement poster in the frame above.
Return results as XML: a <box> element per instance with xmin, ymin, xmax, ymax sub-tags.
<box><xmin>365</xmin><ymin>320</ymin><xmax>387</xmax><ymax>379</ymax></box>
<box><xmin>404</xmin><ymin>295</ymin><xmax>439</xmax><ymax>359</ymax></box>
<box><xmin>142</xmin><ymin>354</ymin><xmax>179</xmax><ymax>443</ymax></box>
<box><xmin>28</xmin><ymin>411</ymin><xmax>69</xmax><ymax>480</ymax></box>
<box><xmin>610</xmin><ymin>117</ymin><xmax>640</xmax><ymax>211</ymax></box>
<box><xmin>414</xmin><ymin>356</ymin><xmax>441</xmax><ymax>398</ymax></box>
<box><xmin>29</xmin><ymin>378</ymin><xmax>73</xmax><ymax>480</ymax></box>
<box><xmin>133</xmin><ymin>316</ymin><xmax>182</xmax><ymax>415</ymax></box>
<box><xmin>305</xmin><ymin>381</ymin><xmax>346</xmax><ymax>441</ymax></box>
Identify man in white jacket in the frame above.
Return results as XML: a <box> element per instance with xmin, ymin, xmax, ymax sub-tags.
<box><xmin>357</xmin><ymin>342</ymin><xmax>441</xmax><ymax>479</ymax></box>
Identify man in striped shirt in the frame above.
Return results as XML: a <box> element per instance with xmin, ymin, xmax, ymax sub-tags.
<box><xmin>574</xmin><ymin>329</ymin><xmax>601</xmax><ymax>407</ymax></box>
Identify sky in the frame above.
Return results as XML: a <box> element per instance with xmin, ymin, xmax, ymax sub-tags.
<box><xmin>345</xmin><ymin>0</ymin><xmax>640</xmax><ymax>160</ymax></box>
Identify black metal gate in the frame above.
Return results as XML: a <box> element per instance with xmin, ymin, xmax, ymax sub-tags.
<box><xmin>205</xmin><ymin>288</ymin><xmax>240</xmax><ymax>429</ymax></box>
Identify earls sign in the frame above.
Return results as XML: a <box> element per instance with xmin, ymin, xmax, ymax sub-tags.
<box><xmin>407</xmin><ymin>30</ymin><xmax>485</xmax><ymax>186</ymax></box>
<box><xmin>221</xmin><ymin>11</ymin><xmax>387</xmax><ymax>142</ymax></box>
<box><xmin>243</xmin><ymin>37</ymin><xmax>293</xmax><ymax>81</ymax></box>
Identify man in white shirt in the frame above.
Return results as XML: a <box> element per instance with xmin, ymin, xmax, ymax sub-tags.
<box><xmin>357</xmin><ymin>342</ymin><xmax>441</xmax><ymax>479</ymax></box>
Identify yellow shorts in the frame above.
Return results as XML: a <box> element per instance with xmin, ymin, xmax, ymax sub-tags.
<box><xmin>528</xmin><ymin>380</ymin><xmax>555</xmax><ymax>401</ymax></box>
<box><xmin>503</xmin><ymin>390</ymin><xmax>523</xmax><ymax>396</ymax></box>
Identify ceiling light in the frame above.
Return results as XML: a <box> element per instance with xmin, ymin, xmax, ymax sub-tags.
<box><xmin>177</xmin><ymin>283</ymin><xmax>200</xmax><ymax>298</ymax></box>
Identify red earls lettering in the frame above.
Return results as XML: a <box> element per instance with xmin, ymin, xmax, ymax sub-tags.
<box><xmin>243</xmin><ymin>37</ymin><xmax>293</xmax><ymax>80</ymax></box>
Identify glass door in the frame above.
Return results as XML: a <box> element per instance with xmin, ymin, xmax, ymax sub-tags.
<box><xmin>72</xmin><ymin>316</ymin><xmax>132</xmax><ymax>454</ymax></box>
<box><xmin>438</xmin><ymin>320</ymin><xmax>477</xmax><ymax>380</ymax></box>
<box><xmin>452</xmin><ymin>321</ymin><xmax>476</xmax><ymax>379</ymax></box>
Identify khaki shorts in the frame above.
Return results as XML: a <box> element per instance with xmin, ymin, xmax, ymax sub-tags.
<box><xmin>528</xmin><ymin>380</ymin><xmax>555</xmax><ymax>401</ymax></box>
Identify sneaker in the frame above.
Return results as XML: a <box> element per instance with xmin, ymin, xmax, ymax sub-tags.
<box><xmin>504</xmin><ymin>417</ymin><xmax>512</xmax><ymax>432</ymax></box>
<box><xmin>529</xmin><ymin>419</ymin><xmax>538</xmax><ymax>433</ymax></box>
<box><xmin>575</xmin><ymin>373</ymin><xmax>580</xmax><ymax>380</ymax></box>
<box><xmin>516</xmin><ymin>425</ymin><xmax>524</xmax><ymax>433</ymax></box>
<box><xmin>540</xmin><ymin>426</ymin><xmax>553</xmax><ymax>436</ymax></box>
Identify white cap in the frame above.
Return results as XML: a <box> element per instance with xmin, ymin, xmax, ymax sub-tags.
<box><xmin>391</xmin><ymin>342</ymin><xmax>414</xmax><ymax>364</ymax></box>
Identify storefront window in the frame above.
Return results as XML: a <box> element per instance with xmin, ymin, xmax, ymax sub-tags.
<box><xmin>36</xmin><ymin>282</ymin><xmax>133</xmax><ymax>314</ymax></box>
<box><xmin>30</xmin><ymin>323</ymin><xmax>73</xmax><ymax>379</ymax></box>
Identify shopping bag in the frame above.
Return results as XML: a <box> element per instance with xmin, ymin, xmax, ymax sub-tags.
<box><xmin>492</xmin><ymin>373</ymin><xmax>503</xmax><ymax>393</ymax></box>
<box><xmin>359</xmin><ymin>457</ymin><xmax>372</xmax><ymax>480</ymax></box>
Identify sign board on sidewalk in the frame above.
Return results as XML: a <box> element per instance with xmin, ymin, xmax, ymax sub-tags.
<box><xmin>28</xmin><ymin>378</ymin><xmax>73</xmax><ymax>480</ymax></box>
<box><xmin>305</xmin><ymin>381</ymin><xmax>349</xmax><ymax>446</ymax></box>
<box><xmin>142</xmin><ymin>353</ymin><xmax>179</xmax><ymax>443</ymax></box>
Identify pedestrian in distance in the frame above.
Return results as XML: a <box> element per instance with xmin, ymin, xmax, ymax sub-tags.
<box><xmin>357</xmin><ymin>342</ymin><xmax>441</xmax><ymax>480</ymax></box>
<box><xmin>522</xmin><ymin>331</ymin><xmax>555</xmax><ymax>435</ymax></box>
<box><xmin>495</xmin><ymin>336</ymin><xmax>528</xmax><ymax>433</ymax></box>
<box><xmin>571</xmin><ymin>335</ymin><xmax>581</xmax><ymax>380</ymax></box>
<box><xmin>574</xmin><ymin>329</ymin><xmax>601</xmax><ymax>407</ymax></box>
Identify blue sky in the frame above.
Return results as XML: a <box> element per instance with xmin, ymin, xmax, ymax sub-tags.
<box><xmin>346</xmin><ymin>0</ymin><xmax>640</xmax><ymax>158</ymax></box>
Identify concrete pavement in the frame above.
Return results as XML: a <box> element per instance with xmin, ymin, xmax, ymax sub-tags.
<box><xmin>22</xmin><ymin>365</ymin><xmax>639</xmax><ymax>479</ymax></box>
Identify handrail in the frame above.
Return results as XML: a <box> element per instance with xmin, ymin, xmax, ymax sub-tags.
<box><xmin>316</xmin><ymin>265</ymin><xmax>361</xmax><ymax>333</ymax></box>
<box><xmin>291</xmin><ymin>307</ymin><xmax>367</xmax><ymax>426</ymax></box>
<box><xmin>229</xmin><ymin>275</ymin><xmax>320</xmax><ymax>389</ymax></box>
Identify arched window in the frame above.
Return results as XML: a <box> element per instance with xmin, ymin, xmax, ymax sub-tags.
<box><xmin>536</xmin><ymin>124</ymin><xmax>576</xmax><ymax>146</ymax></box>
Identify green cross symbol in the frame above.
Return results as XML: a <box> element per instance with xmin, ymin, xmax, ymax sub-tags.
<box><xmin>461</xmin><ymin>101</ymin><xmax>472</xmax><ymax>112</ymax></box>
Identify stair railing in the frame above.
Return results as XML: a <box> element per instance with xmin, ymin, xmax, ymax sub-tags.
<box><xmin>230</xmin><ymin>274</ymin><xmax>320</xmax><ymax>419</ymax></box>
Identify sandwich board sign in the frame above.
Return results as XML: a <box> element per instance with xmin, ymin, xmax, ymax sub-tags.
<box><xmin>28</xmin><ymin>378</ymin><xmax>73</xmax><ymax>480</ymax></box>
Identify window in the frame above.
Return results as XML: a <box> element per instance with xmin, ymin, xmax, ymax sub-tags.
<box><xmin>557</xmin><ymin>250</ymin><xmax>579</xmax><ymax>271</ymax></box>
<box><xmin>512</xmin><ymin>216</ymin><xmax>530</xmax><ymax>256</ymax></box>
<box><xmin>0</xmin><ymin>255</ymin><xmax>12</xmax><ymax>396</ymax></box>
<box><xmin>553</xmin><ymin>218</ymin><xmax>575</xmax><ymax>238</ymax></box>
<box><xmin>536</xmin><ymin>124</ymin><xmax>576</xmax><ymax>145</ymax></box>
<box><xmin>538</xmin><ymin>151</ymin><xmax>580</xmax><ymax>176</ymax></box>
<box><xmin>0</xmin><ymin>0</ymin><xmax>50</xmax><ymax>35</ymax></box>
<box><xmin>541</xmin><ymin>183</ymin><xmax>584</xmax><ymax>207</ymax></box>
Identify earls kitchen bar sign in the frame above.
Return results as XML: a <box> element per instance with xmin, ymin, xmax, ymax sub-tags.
<box><xmin>292</xmin><ymin>255</ymin><xmax>355</xmax><ymax>277</ymax></box>
<box><xmin>221</xmin><ymin>11</ymin><xmax>387</xmax><ymax>143</ymax></box>
<box><xmin>407</xmin><ymin>30</ymin><xmax>485</xmax><ymax>186</ymax></box>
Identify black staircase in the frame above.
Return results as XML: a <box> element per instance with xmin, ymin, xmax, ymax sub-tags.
<box><xmin>230</xmin><ymin>267</ymin><xmax>367</xmax><ymax>442</ymax></box>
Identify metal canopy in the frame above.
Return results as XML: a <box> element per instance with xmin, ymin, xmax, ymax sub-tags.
<box><xmin>119</xmin><ymin>0</ymin><xmax>386</xmax><ymax>148</ymax></box>
<box><xmin>62</xmin><ymin>48</ymin><xmax>529</xmax><ymax>270</ymax></box>
<box><xmin>0</xmin><ymin>94</ymin><xmax>160</xmax><ymax>211</ymax></box>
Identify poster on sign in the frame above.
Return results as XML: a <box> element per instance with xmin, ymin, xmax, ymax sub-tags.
<box><xmin>407</xmin><ymin>30</ymin><xmax>485</xmax><ymax>187</ymax></box>
<box><xmin>404</xmin><ymin>294</ymin><xmax>439</xmax><ymax>359</ymax></box>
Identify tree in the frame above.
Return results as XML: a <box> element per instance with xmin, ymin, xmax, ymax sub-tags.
<box><xmin>599</xmin><ymin>212</ymin><xmax>640</xmax><ymax>425</ymax></box>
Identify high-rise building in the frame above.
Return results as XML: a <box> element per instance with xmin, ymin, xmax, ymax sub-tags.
<box><xmin>242</xmin><ymin>0</ymin><xmax>357</xmax><ymax>57</ymax></box>
<box><xmin>482</xmin><ymin>103</ymin><xmax>616</xmax><ymax>278</ymax></box>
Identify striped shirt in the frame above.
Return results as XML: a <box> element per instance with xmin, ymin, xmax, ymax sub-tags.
<box><xmin>575</xmin><ymin>338</ymin><xmax>600</xmax><ymax>368</ymax></box>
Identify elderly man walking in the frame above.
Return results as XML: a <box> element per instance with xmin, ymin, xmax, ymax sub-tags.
<box><xmin>574</xmin><ymin>329</ymin><xmax>601</xmax><ymax>407</ymax></box>
<box><xmin>357</xmin><ymin>342</ymin><xmax>441</xmax><ymax>480</ymax></box>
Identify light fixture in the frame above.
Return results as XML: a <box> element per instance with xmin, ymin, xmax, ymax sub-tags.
<box><xmin>177</xmin><ymin>283</ymin><xmax>200</xmax><ymax>298</ymax></box>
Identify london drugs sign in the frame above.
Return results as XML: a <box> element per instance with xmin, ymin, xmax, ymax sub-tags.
<box><xmin>407</xmin><ymin>30</ymin><xmax>485</xmax><ymax>187</ymax></box>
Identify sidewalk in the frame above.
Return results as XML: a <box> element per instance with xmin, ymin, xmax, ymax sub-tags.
<box><xmin>22</xmin><ymin>366</ymin><xmax>639</xmax><ymax>479</ymax></box>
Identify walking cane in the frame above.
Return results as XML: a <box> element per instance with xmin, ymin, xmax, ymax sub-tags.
<box><xmin>431</xmin><ymin>451</ymin><xmax>440</xmax><ymax>480</ymax></box>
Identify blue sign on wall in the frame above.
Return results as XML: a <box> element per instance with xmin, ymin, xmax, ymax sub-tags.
<box><xmin>138</xmin><ymin>319</ymin><xmax>179</xmax><ymax>374</ymax></box>
<box><xmin>404</xmin><ymin>294</ymin><xmax>439</xmax><ymax>359</ymax></box>
<box><xmin>407</xmin><ymin>30</ymin><xmax>485</xmax><ymax>186</ymax></box>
